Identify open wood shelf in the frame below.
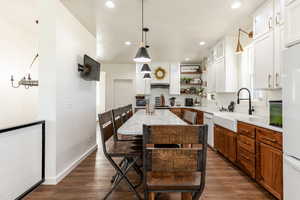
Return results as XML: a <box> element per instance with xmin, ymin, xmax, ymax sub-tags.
<box><xmin>180</xmin><ymin>72</ymin><xmax>202</xmax><ymax>74</ymax></box>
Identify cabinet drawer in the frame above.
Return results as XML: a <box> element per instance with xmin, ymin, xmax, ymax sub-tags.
<box><xmin>237</xmin><ymin>145</ymin><xmax>256</xmax><ymax>179</ymax></box>
<box><xmin>238</xmin><ymin>122</ymin><xmax>256</xmax><ymax>138</ymax></box>
<box><xmin>256</xmin><ymin>127</ymin><xmax>282</xmax><ymax>150</ymax></box>
<box><xmin>238</xmin><ymin>135</ymin><xmax>256</xmax><ymax>154</ymax></box>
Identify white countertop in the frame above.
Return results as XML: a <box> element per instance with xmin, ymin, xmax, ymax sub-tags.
<box><xmin>135</xmin><ymin>105</ymin><xmax>283</xmax><ymax>133</ymax></box>
<box><xmin>118</xmin><ymin>109</ymin><xmax>187</xmax><ymax>135</ymax></box>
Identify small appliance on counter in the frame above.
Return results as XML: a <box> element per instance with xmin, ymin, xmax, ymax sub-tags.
<box><xmin>185</xmin><ymin>98</ymin><xmax>194</xmax><ymax>107</ymax></box>
<box><xmin>169</xmin><ymin>97</ymin><xmax>176</xmax><ymax>107</ymax></box>
<box><xmin>136</xmin><ymin>95</ymin><xmax>146</xmax><ymax>106</ymax></box>
<box><xmin>269</xmin><ymin>100</ymin><xmax>282</xmax><ymax>127</ymax></box>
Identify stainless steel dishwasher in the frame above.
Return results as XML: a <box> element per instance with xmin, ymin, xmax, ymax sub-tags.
<box><xmin>204</xmin><ymin>113</ymin><xmax>214</xmax><ymax>148</ymax></box>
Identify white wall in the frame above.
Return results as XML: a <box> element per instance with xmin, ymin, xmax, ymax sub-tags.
<box><xmin>38</xmin><ymin>0</ymin><xmax>97</xmax><ymax>184</ymax></box>
<box><xmin>55</xmin><ymin>2</ymin><xmax>97</xmax><ymax>177</ymax></box>
<box><xmin>0</xmin><ymin>4</ymin><xmax>39</xmax><ymax>128</ymax></box>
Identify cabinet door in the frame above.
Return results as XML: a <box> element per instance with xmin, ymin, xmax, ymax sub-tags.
<box><xmin>256</xmin><ymin>142</ymin><xmax>283</xmax><ymax>199</ymax></box>
<box><xmin>274</xmin><ymin>26</ymin><xmax>285</xmax><ymax>88</ymax></box>
<box><xmin>169</xmin><ymin>63</ymin><xmax>181</xmax><ymax>95</ymax></box>
<box><xmin>196</xmin><ymin>111</ymin><xmax>203</xmax><ymax>124</ymax></box>
<box><xmin>225</xmin><ymin>130</ymin><xmax>237</xmax><ymax>163</ymax></box>
<box><xmin>275</xmin><ymin>0</ymin><xmax>285</xmax><ymax>25</ymax></box>
<box><xmin>214</xmin><ymin>41</ymin><xmax>225</xmax><ymax>60</ymax></box>
<box><xmin>253</xmin><ymin>31</ymin><xmax>275</xmax><ymax>89</ymax></box>
<box><xmin>285</xmin><ymin>0</ymin><xmax>300</xmax><ymax>47</ymax></box>
<box><xmin>253</xmin><ymin>0</ymin><xmax>274</xmax><ymax>38</ymax></box>
<box><xmin>207</xmin><ymin>63</ymin><xmax>216</xmax><ymax>92</ymax></box>
<box><xmin>214</xmin><ymin>126</ymin><xmax>223</xmax><ymax>152</ymax></box>
<box><xmin>215</xmin><ymin>59</ymin><xmax>226</xmax><ymax>92</ymax></box>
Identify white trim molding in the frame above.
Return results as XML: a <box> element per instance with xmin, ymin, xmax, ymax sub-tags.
<box><xmin>44</xmin><ymin>144</ymin><xmax>98</xmax><ymax>185</ymax></box>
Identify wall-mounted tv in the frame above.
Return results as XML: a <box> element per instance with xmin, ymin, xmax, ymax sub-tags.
<box><xmin>78</xmin><ymin>55</ymin><xmax>100</xmax><ymax>81</ymax></box>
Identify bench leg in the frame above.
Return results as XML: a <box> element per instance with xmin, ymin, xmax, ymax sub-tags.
<box><xmin>181</xmin><ymin>192</ymin><xmax>192</xmax><ymax>200</ymax></box>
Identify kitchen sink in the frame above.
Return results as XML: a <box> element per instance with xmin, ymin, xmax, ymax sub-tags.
<box><xmin>213</xmin><ymin>113</ymin><xmax>237</xmax><ymax>132</ymax></box>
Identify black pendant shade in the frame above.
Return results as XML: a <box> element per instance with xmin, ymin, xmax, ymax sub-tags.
<box><xmin>141</xmin><ymin>63</ymin><xmax>151</xmax><ymax>73</ymax></box>
<box><xmin>143</xmin><ymin>73</ymin><xmax>151</xmax><ymax>79</ymax></box>
<box><xmin>134</xmin><ymin>46</ymin><xmax>151</xmax><ymax>63</ymax></box>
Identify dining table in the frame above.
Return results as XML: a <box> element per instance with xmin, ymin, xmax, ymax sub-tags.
<box><xmin>117</xmin><ymin>109</ymin><xmax>187</xmax><ymax>135</ymax></box>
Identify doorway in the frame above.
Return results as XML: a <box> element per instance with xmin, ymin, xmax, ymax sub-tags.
<box><xmin>113</xmin><ymin>79</ymin><xmax>135</xmax><ymax>108</ymax></box>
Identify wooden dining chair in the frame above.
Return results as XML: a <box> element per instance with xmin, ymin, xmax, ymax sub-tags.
<box><xmin>98</xmin><ymin>111</ymin><xmax>143</xmax><ymax>200</ymax></box>
<box><xmin>183</xmin><ymin>110</ymin><xmax>197</xmax><ymax>124</ymax></box>
<box><xmin>112</xmin><ymin>107</ymin><xmax>142</xmax><ymax>143</ymax></box>
<box><xmin>143</xmin><ymin>125</ymin><xmax>208</xmax><ymax>200</ymax></box>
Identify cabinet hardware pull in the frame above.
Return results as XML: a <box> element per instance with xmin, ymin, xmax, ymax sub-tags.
<box><xmin>268</xmin><ymin>17</ymin><xmax>273</xmax><ymax>29</ymax></box>
<box><xmin>275</xmin><ymin>13</ymin><xmax>281</xmax><ymax>25</ymax></box>
<box><xmin>260</xmin><ymin>136</ymin><xmax>276</xmax><ymax>143</ymax></box>
<box><xmin>268</xmin><ymin>74</ymin><xmax>272</xmax><ymax>88</ymax></box>
<box><xmin>276</xmin><ymin>73</ymin><xmax>280</xmax><ymax>87</ymax></box>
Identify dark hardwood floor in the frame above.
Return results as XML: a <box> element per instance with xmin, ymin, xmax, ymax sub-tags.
<box><xmin>25</xmin><ymin>147</ymin><xmax>275</xmax><ymax>200</ymax></box>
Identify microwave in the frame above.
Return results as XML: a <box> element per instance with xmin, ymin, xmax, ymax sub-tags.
<box><xmin>269</xmin><ymin>101</ymin><xmax>282</xmax><ymax>127</ymax></box>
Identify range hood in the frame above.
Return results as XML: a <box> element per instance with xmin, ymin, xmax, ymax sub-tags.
<box><xmin>151</xmin><ymin>83</ymin><xmax>170</xmax><ymax>89</ymax></box>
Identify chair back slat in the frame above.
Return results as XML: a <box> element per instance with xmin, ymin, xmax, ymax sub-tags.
<box><xmin>145</xmin><ymin>125</ymin><xmax>202</xmax><ymax>145</ymax></box>
<box><xmin>147</xmin><ymin>149</ymin><xmax>202</xmax><ymax>172</ymax></box>
<box><xmin>183</xmin><ymin>110</ymin><xmax>197</xmax><ymax>124</ymax></box>
<box><xmin>143</xmin><ymin>125</ymin><xmax>208</xmax><ymax>173</ymax></box>
<box><xmin>98</xmin><ymin>111</ymin><xmax>114</xmax><ymax>143</ymax></box>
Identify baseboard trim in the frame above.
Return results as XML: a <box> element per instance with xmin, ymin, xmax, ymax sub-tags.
<box><xmin>44</xmin><ymin>144</ymin><xmax>98</xmax><ymax>185</ymax></box>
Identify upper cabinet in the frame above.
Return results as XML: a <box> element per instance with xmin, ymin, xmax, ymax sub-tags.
<box><xmin>253</xmin><ymin>0</ymin><xmax>285</xmax><ymax>89</ymax></box>
<box><xmin>207</xmin><ymin>62</ymin><xmax>216</xmax><ymax>93</ymax></box>
<box><xmin>208</xmin><ymin>36</ymin><xmax>238</xmax><ymax>93</ymax></box>
<box><xmin>253</xmin><ymin>0</ymin><xmax>274</xmax><ymax>39</ymax></box>
<box><xmin>169</xmin><ymin>63</ymin><xmax>181</xmax><ymax>95</ymax></box>
<box><xmin>285</xmin><ymin>0</ymin><xmax>300</xmax><ymax>47</ymax></box>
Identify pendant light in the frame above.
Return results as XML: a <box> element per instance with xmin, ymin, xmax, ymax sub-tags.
<box><xmin>141</xmin><ymin>63</ymin><xmax>151</xmax><ymax>73</ymax></box>
<box><xmin>134</xmin><ymin>0</ymin><xmax>151</xmax><ymax>63</ymax></box>
<box><xmin>143</xmin><ymin>73</ymin><xmax>151</xmax><ymax>79</ymax></box>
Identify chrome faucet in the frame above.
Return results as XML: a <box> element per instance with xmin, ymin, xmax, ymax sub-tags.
<box><xmin>237</xmin><ymin>88</ymin><xmax>255</xmax><ymax>115</ymax></box>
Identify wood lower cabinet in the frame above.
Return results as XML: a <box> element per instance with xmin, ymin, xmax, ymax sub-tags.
<box><xmin>214</xmin><ymin>125</ymin><xmax>237</xmax><ymax>163</ymax></box>
<box><xmin>170</xmin><ymin>108</ymin><xmax>183</xmax><ymax>118</ymax></box>
<box><xmin>256</xmin><ymin>130</ymin><xmax>283</xmax><ymax>200</ymax></box>
<box><xmin>215</xmin><ymin>121</ymin><xmax>283</xmax><ymax>200</ymax></box>
<box><xmin>171</xmin><ymin>108</ymin><xmax>204</xmax><ymax>125</ymax></box>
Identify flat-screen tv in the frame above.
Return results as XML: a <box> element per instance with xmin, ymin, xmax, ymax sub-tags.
<box><xmin>78</xmin><ymin>55</ymin><xmax>100</xmax><ymax>81</ymax></box>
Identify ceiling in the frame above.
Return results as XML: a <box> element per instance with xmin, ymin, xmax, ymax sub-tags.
<box><xmin>62</xmin><ymin>0</ymin><xmax>265</xmax><ymax>64</ymax></box>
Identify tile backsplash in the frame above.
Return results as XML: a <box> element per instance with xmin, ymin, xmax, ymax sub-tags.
<box><xmin>148</xmin><ymin>88</ymin><xmax>282</xmax><ymax>118</ymax></box>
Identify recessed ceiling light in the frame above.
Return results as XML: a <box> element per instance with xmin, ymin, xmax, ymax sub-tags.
<box><xmin>231</xmin><ymin>1</ymin><xmax>242</xmax><ymax>9</ymax></box>
<box><xmin>105</xmin><ymin>0</ymin><xmax>115</xmax><ymax>8</ymax></box>
<box><xmin>125</xmin><ymin>41</ymin><xmax>131</xmax><ymax>46</ymax></box>
<box><xmin>199</xmin><ymin>41</ymin><xmax>206</xmax><ymax>46</ymax></box>
<box><xmin>185</xmin><ymin>58</ymin><xmax>190</xmax><ymax>61</ymax></box>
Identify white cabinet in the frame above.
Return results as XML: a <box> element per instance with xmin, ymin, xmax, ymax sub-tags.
<box><xmin>169</xmin><ymin>63</ymin><xmax>181</xmax><ymax>95</ymax></box>
<box><xmin>214</xmin><ymin>41</ymin><xmax>225</xmax><ymax>60</ymax></box>
<box><xmin>285</xmin><ymin>0</ymin><xmax>300</xmax><ymax>47</ymax></box>
<box><xmin>136</xmin><ymin>64</ymin><xmax>150</xmax><ymax>95</ymax></box>
<box><xmin>253</xmin><ymin>0</ymin><xmax>274</xmax><ymax>39</ymax></box>
<box><xmin>207</xmin><ymin>62</ymin><xmax>216</xmax><ymax>92</ymax></box>
<box><xmin>208</xmin><ymin>36</ymin><xmax>238</xmax><ymax>93</ymax></box>
<box><xmin>253</xmin><ymin>32</ymin><xmax>275</xmax><ymax>89</ymax></box>
<box><xmin>253</xmin><ymin>0</ymin><xmax>285</xmax><ymax>89</ymax></box>
<box><xmin>215</xmin><ymin>59</ymin><xmax>226</xmax><ymax>93</ymax></box>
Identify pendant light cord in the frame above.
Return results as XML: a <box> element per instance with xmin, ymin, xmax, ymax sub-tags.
<box><xmin>141</xmin><ymin>0</ymin><xmax>144</xmax><ymax>43</ymax></box>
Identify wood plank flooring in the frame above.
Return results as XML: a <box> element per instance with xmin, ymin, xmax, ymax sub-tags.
<box><xmin>25</xmin><ymin>147</ymin><xmax>276</xmax><ymax>200</ymax></box>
